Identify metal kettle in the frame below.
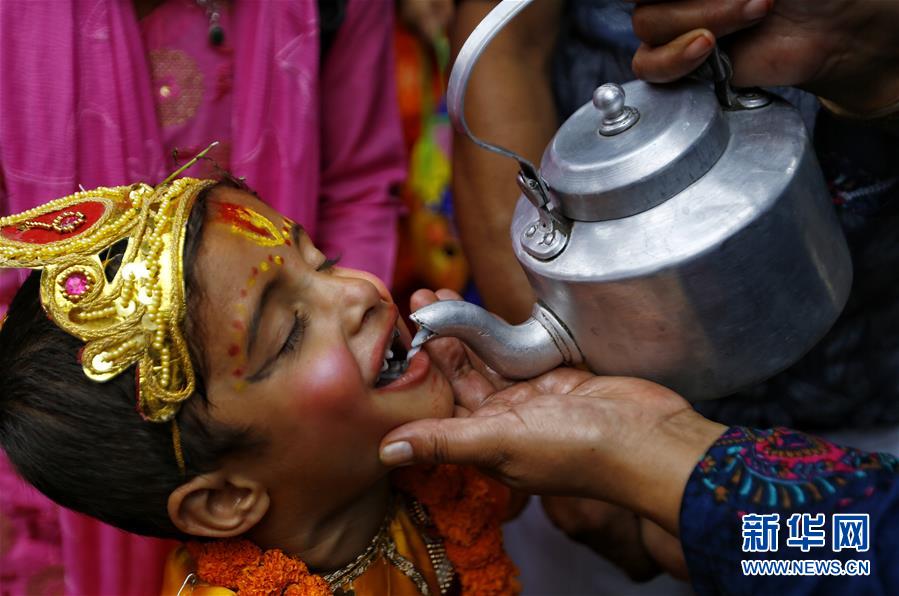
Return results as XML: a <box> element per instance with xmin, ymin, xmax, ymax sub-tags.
<box><xmin>410</xmin><ymin>0</ymin><xmax>852</xmax><ymax>401</ymax></box>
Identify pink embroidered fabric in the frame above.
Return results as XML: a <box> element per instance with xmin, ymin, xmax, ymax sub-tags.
<box><xmin>0</xmin><ymin>1</ymin><xmax>404</xmax><ymax>594</ymax></box>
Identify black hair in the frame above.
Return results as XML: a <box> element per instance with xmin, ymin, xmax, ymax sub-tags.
<box><xmin>0</xmin><ymin>181</ymin><xmax>264</xmax><ymax>539</ymax></box>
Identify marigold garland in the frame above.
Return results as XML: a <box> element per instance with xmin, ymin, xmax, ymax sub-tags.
<box><xmin>394</xmin><ymin>464</ymin><xmax>520</xmax><ymax>596</ymax></box>
<box><xmin>186</xmin><ymin>540</ymin><xmax>331</xmax><ymax>596</ymax></box>
<box><xmin>187</xmin><ymin>465</ymin><xmax>519</xmax><ymax>595</ymax></box>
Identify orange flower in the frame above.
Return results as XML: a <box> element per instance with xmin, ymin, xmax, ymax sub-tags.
<box><xmin>288</xmin><ymin>574</ymin><xmax>332</xmax><ymax>595</ymax></box>
<box><xmin>189</xmin><ymin>539</ymin><xmax>262</xmax><ymax>588</ymax></box>
<box><xmin>189</xmin><ymin>539</ymin><xmax>332</xmax><ymax>595</ymax></box>
<box><xmin>444</xmin><ymin>528</ymin><xmax>503</xmax><ymax>568</ymax></box>
<box><xmin>394</xmin><ymin>464</ymin><xmax>464</xmax><ymax>504</ymax></box>
<box><xmin>429</xmin><ymin>503</ymin><xmax>493</xmax><ymax>545</ymax></box>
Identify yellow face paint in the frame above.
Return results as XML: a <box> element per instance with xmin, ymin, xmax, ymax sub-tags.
<box><xmin>281</xmin><ymin>219</ymin><xmax>296</xmax><ymax>244</ymax></box>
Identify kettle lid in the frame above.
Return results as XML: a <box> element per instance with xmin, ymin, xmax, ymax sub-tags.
<box><xmin>541</xmin><ymin>79</ymin><xmax>729</xmax><ymax>222</ymax></box>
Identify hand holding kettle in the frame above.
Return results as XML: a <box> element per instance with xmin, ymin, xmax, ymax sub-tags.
<box><xmin>630</xmin><ymin>0</ymin><xmax>899</xmax><ymax>116</ymax></box>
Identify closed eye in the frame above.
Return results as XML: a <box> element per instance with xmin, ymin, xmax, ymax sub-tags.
<box><xmin>281</xmin><ymin>312</ymin><xmax>310</xmax><ymax>356</ymax></box>
<box><xmin>317</xmin><ymin>256</ymin><xmax>340</xmax><ymax>272</ymax></box>
<box><xmin>247</xmin><ymin>312</ymin><xmax>309</xmax><ymax>383</ymax></box>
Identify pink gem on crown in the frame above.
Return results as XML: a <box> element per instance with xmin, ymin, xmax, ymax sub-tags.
<box><xmin>59</xmin><ymin>214</ymin><xmax>81</xmax><ymax>229</ymax></box>
<box><xmin>60</xmin><ymin>270</ymin><xmax>93</xmax><ymax>302</ymax></box>
<box><xmin>52</xmin><ymin>211</ymin><xmax>87</xmax><ymax>234</ymax></box>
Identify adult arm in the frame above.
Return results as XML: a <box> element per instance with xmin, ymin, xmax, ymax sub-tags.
<box><xmin>381</xmin><ymin>292</ymin><xmax>899</xmax><ymax>593</ymax></box>
<box><xmin>450</xmin><ymin>0</ymin><xmax>562</xmax><ymax>323</ymax></box>
<box><xmin>317</xmin><ymin>0</ymin><xmax>406</xmax><ymax>286</ymax></box>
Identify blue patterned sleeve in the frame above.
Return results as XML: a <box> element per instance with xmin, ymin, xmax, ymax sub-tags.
<box><xmin>680</xmin><ymin>426</ymin><xmax>899</xmax><ymax>595</ymax></box>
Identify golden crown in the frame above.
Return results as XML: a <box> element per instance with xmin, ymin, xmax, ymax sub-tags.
<box><xmin>0</xmin><ymin>174</ymin><xmax>215</xmax><ymax>422</ymax></box>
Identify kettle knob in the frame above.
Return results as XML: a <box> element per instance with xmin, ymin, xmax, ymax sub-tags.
<box><xmin>593</xmin><ymin>83</ymin><xmax>640</xmax><ymax>136</ymax></box>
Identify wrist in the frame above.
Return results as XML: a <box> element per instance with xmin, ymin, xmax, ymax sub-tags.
<box><xmin>617</xmin><ymin>408</ymin><xmax>725</xmax><ymax>536</ymax></box>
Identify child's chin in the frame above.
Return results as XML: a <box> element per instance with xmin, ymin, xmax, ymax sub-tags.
<box><xmin>383</xmin><ymin>390</ymin><xmax>454</xmax><ymax>424</ymax></box>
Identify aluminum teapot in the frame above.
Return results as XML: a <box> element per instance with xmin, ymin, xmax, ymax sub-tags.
<box><xmin>409</xmin><ymin>0</ymin><xmax>852</xmax><ymax>401</ymax></box>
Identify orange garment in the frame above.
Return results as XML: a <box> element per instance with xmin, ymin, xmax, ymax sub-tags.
<box><xmin>160</xmin><ymin>505</ymin><xmax>446</xmax><ymax>596</ymax></box>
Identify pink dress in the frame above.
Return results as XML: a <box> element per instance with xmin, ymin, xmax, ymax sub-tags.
<box><xmin>0</xmin><ymin>1</ymin><xmax>405</xmax><ymax>594</ymax></box>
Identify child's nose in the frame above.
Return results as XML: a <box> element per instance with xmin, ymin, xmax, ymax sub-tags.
<box><xmin>337</xmin><ymin>268</ymin><xmax>392</xmax><ymax>303</ymax></box>
<box><xmin>329</xmin><ymin>269</ymin><xmax>388</xmax><ymax>333</ymax></box>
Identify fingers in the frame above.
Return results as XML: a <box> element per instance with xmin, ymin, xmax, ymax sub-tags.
<box><xmin>640</xmin><ymin>519</ymin><xmax>689</xmax><ymax>580</ymax></box>
<box><xmin>409</xmin><ymin>288</ymin><xmax>465</xmax><ymax>312</ymax></box>
<box><xmin>631</xmin><ymin>0</ymin><xmax>774</xmax><ymax>83</ymax></box>
<box><xmin>454</xmin><ymin>404</ymin><xmax>472</xmax><ymax>418</ymax></box>
<box><xmin>380</xmin><ymin>417</ymin><xmax>507</xmax><ymax>469</ymax></box>
<box><xmin>632</xmin><ymin>0</ymin><xmax>772</xmax><ymax>46</ymax></box>
<box><xmin>409</xmin><ymin>288</ymin><xmax>438</xmax><ymax>311</ymax></box>
<box><xmin>543</xmin><ymin>496</ymin><xmax>662</xmax><ymax>581</ymax></box>
<box><xmin>427</xmin><ymin>335</ymin><xmax>499</xmax><ymax>411</ymax></box>
<box><xmin>409</xmin><ymin>288</ymin><xmax>507</xmax><ymax>409</ymax></box>
<box><xmin>433</xmin><ymin>287</ymin><xmax>463</xmax><ymax>302</ymax></box>
<box><xmin>631</xmin><ymin>29</ymin><xmax>715</xmax><ymax>83</ymax></box>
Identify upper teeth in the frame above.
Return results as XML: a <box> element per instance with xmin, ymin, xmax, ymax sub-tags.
<box><xmin>375</xmin><ymin>329</ymin><xmax>412</xmax><ymax>386</ymax></box>
<box><xmin>380</xmin><ymin>337</ymin><xmax>395</xmax><ymax>371</ymax></box>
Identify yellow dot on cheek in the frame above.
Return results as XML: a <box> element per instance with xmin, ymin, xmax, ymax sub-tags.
<box><xmin>274</xmin><ymin>255</ymin><xmax>283</xmax><ymax>266</ymax></box>
<box><xmin>260</xmin><ymin>261</ymin><xmax>270</xmax><ymax>272</ymax></box>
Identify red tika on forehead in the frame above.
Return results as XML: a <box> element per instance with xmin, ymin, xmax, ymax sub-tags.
<box><xmin>0</xmin><ymin>201</ymin><xmax>108</xmax><ymax>245</ymax></box>
<box><xmin>212</xmin><ymin>202</ymin><xmax>284</xmax><ymax>247</ymax></box>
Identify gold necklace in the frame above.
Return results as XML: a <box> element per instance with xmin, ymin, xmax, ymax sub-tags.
<box><xmin>323</xmin><ymin>497</ymin><xmax>454</xmax><ymax>596</ymax></box>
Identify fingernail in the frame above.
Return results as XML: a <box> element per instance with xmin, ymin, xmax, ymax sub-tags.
<box><xmin>743</xmin><ymin>0</ymin><xmax>770</xmax><ymax>21</ymax></box>
<box><xmin>683</xmin><ymin>34</ymin><xmax>713</xmax><ymax>61</ymax></box>
<box><xmin>380</xmin><ymin>441</ymin><xmax>414</xmax><ymax>466</ymax></box>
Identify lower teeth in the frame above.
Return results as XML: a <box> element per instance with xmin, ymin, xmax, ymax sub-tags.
<box><xmin>376</xmin><ymin>358</ymin><xmax>409</xmax><ymax>387</ymax></box>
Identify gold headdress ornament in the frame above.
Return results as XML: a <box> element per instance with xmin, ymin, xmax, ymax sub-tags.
<box><xmin>0</xmin><ymin>144</ymin><xmax>219</xmax><ymax>423</ymax></box>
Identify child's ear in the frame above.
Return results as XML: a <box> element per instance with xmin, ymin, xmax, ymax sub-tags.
<box><xmin>167</xmin><ymin>472</ymin><xmax>270</xmax><ymax>538</ymax></box>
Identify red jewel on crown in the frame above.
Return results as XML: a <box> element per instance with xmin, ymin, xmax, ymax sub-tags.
<box><xmin>59</xmin><ymin>269</ymin><xmax>95</xmax><ymax>303</ymax></box>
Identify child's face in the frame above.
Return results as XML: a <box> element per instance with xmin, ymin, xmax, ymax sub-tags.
<box><xmin>192</xmin><ymin>187</ymin><xmax>454</xmax><ymax>509</ymax></box>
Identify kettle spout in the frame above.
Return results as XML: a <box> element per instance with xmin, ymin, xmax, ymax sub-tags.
<box><xmin>409</xmin><ymin>300</ymin><xmax>582</xmax><ymax>379</ymax></box>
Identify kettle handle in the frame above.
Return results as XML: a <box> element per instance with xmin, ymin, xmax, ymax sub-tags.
<box><xmin>447</xmin><ymin>0</ymin><xmax>541</xmax><ymax>179</ymax></box>
<box><xmin>696</xmin><ymin>47</ymin><xmax>773</xmax><ymax>110</ymax></box>
<box><xmin>447</xmin><ymin>0</ymin><xmax>569</xmax><ymax>256</ymax></box>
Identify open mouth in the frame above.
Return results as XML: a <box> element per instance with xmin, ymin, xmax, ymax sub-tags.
<box><xmin>375</xmin><ymin>328</ymin><xmax>410</xmax><ymax>388</ymax></box>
